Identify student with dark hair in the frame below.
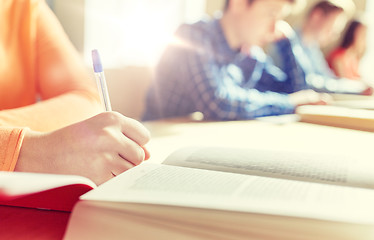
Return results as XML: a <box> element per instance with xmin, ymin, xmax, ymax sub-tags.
<box><xmin>268</xmin><ymin>0</ymin><xmax>371</xmax><ymax>94</ymax></box>
<box><xmin>327</xmin><ymin>18</ymin><xmax>367</xmax><ymax>80</ymax></box>
<box><xmin>143</xmin><ymin>0</ymin><xmax>329</xmax><ymax>121</ymax></box>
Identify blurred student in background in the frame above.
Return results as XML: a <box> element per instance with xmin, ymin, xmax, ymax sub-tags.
<box><xmin>327</xmin><ymin>18</ymin><xmax>368</xmax><ymax>80</ymax></box>
<box><xmin>268</xmin><ymin>0</ymin><xmax>372</xmax><ymax>95</ymax></box>
<box><xmin>143</xmin><ymin>0</ymin><xmax>329</xmax><ymax>121</ymax></box>
<box><xmin>0</xmin><ymin>0</ymin><xmax>150</xmax><ymax>185</ymax></box>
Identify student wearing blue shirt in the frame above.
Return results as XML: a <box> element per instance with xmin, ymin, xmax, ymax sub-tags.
<box><xmin>268</xmin><ymin>0</ymin><xmax>372</xmax><ymax>95</ymax></box>
<box><xmin>143</xmin><ymin>0</ymin><xmax>329</xmax><ymax>121</ymax></box>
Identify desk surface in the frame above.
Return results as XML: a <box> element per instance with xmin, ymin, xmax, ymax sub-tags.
<box><xmin>145</xmin><ymin>116</ymin><xmax>374</xmax><ymax>164</ymax></box>
<box><xmin>2</xmin><ymin>117</ymin><xmax>374</xmax><ymax>239</ymax></box>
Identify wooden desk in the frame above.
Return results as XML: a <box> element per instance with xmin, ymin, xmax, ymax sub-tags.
<box><xmin>2</xmin><ymin>117</ymin><xmax>374</xmax><ymax>239</ymax></box>
<box><xmin>144</xmin><ymin>116</ymin><xmax>374</xmax><ymax>164</ymax></box>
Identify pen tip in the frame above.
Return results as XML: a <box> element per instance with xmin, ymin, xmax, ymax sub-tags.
<box><xmin>92</xmin><ymin>49</ymin><xmax>103</xmax><ymax>73</ymax></box>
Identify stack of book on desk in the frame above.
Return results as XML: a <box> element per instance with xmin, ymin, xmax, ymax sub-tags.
<box><xmin>297</xmin><ymin>93</ymin><xmax>374</xmax><ymax>132</ymax></box>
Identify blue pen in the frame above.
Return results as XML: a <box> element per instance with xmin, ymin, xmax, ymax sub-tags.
<box><xmin>92</xmin><ymin>49</ymin><xmax>112</xmax><ymax>111</ymax></box>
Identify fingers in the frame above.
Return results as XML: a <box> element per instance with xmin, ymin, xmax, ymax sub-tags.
<box><xmin>118</xmin><ymin>136</ymin><xmax>146</xmax><ymax>166</ymax></box>
<box><xmin>80</xmin><ymin>112</ymin><xmax>151</xmax><ymax>184</ymax></box>
<box><xmin>142</xmin><ymin>146</ymin><xmax>151</xmax><ymax>160</ymax></box>
<box><xmin>110</xmin><ymin>154</ymin><xmax>136</xmax><ymax>177</ymax></box>
<box><xmin>119</xmin><ymin>115</ymin><xmax>151</xmax><ymax>146</ymax></box>
<box><xmin>94</xmin><ymin>111</ymin><xmax>150</xmax><ymax>160</ymax></box>
<box><xmin>290</xmin><ymin>90</ymin><xmax>333</xmax><ymax>106</ymax></box>
<box><xmin>95</xmin><ymin>111</ymin><xmax>150</xmax><ymax>146</ymax></box>
<box><xmin>117</xmin><ymin>114</ymin><xmax>151</xmax><ymax>163</ymax></box>
<box><xmin>110</xmin><ymin>145</ymin><xmax>148</xmax><ymax>179</ymax></box>
<box><xmin>311</xmin><ymin>93</ymin><xmax>332</xmax><ymax>105</ymax></box>
<box><xmin>362</xmin><ymin>87</ymin><xmax>373</xmax><ymax>96</ymax></box>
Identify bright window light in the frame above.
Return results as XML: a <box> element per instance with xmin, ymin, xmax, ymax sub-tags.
<box><xmin>84</xmin><ymin>0</ymin><xmax>206</xmax><ymax>68</ymax></box>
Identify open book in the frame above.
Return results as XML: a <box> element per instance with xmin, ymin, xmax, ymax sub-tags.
<box><xmin>64</xmin><ymin>147</ymin><xmax>374</xmax><ymax>240</ymax></box>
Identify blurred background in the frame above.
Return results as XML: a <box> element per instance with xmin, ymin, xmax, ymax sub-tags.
<box><xmin>46</xmin><ymin>0</ymin><xmax>372</xmax><ymax>120</ymax></box>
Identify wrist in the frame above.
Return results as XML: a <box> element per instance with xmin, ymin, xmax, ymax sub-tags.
<box><xmin>14</xmin><ymin>129</ymin><xmax>46</xmax><ymax>172</ymax></box>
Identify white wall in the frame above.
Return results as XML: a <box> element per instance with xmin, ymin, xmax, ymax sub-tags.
<box><xmin>53</xmin><ymin>0</ymin><xmax>85</xmax><ymax>54</ymax></box>
<box><xmin>52</xmin><ymin>0</ymin><xmax>206</xmax><ymax>120</ymax></box>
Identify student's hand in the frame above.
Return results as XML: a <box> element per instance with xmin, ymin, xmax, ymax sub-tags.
<box><xmin>15</xmin><ymin>112</ymin><xmax>151</xmax><ymax>185</ymax></box>
<box><xmin>361</xmin><ymin>86</ymin><xmax>373</xmax><ymax>96</ymax></box>
<box><xmin>272</xmin><ymin>20</ymin><xmax>294</xmax><ymax>41</ymax></box>
<box><xmin>338</xmin><ymin>78</ymin><xmax>373</xmax><ymax>95</ymax></box>
<box><xmin>289</xmin><ymin>89</ymin><xmax>332</xmax><ymax>107</ymax></box>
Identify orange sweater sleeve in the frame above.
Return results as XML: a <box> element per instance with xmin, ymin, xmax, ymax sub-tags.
<box><xmin>0</xmin><ymin>128</ymin><xmax>27</xmax><ymax>171</ymax></box>
<box><xmin>0</xmin><ymin>0</ymin><xmax>102</xmax><ymax>171</ymax></box>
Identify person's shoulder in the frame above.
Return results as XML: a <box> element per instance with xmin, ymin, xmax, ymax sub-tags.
<box><xmin>1</xmin><ymin>0</ymin><xmax>41</xmax><ymax>27</ymax></box>
<box><xmin>5</xmin><ymin>0</ymin><xmax>40</xmax><ymax>8</ymax></box>
<box><xmin>2</xmin><ymin>0</ymin><xmax>41</xmax><ymax>15</ymax></box>
<box><xmin>175</xmin><ymin>16</ymin><xmax>217</xmax><ymax>39</ymax></box>
<box><xmin>275</xmin><ymin>21</ymin><xmax>296</xmax><ymax>40</ymax></box>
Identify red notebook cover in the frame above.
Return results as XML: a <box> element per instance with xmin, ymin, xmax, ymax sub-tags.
<box><xmin>0</xmin><ymin>172</ymin><xmax>96</xmax><ymax>212</ymax></box>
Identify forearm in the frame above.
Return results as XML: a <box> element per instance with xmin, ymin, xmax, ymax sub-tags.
<box><xmin>306</xmin><ymin>74</ymin><xmax>368</xmax><ymax>95</ymax></box>
<box><xmin>0</xmin><ymin>91</ymin><xmax>102</xmax><ymax>132</ymax></box>
<box><xmin>194</xmin><ymin>86</ymin><xmax>295</xmax><ymax>120</ymax></box>
<box><xmin>189</xmin><ymin>60</ymin><xmax>295</xmax><ymax>120</ymax></box>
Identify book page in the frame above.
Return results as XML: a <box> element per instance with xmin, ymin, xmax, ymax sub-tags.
<box><xmin>162</xmin><ymin>147</ymin><xmax>374</xmax><ymax>189</ymax></box>
<box><xmin>81</xmin><ymin>163</ymin><xmax>374</xmax><ymax>225</ymax></box>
